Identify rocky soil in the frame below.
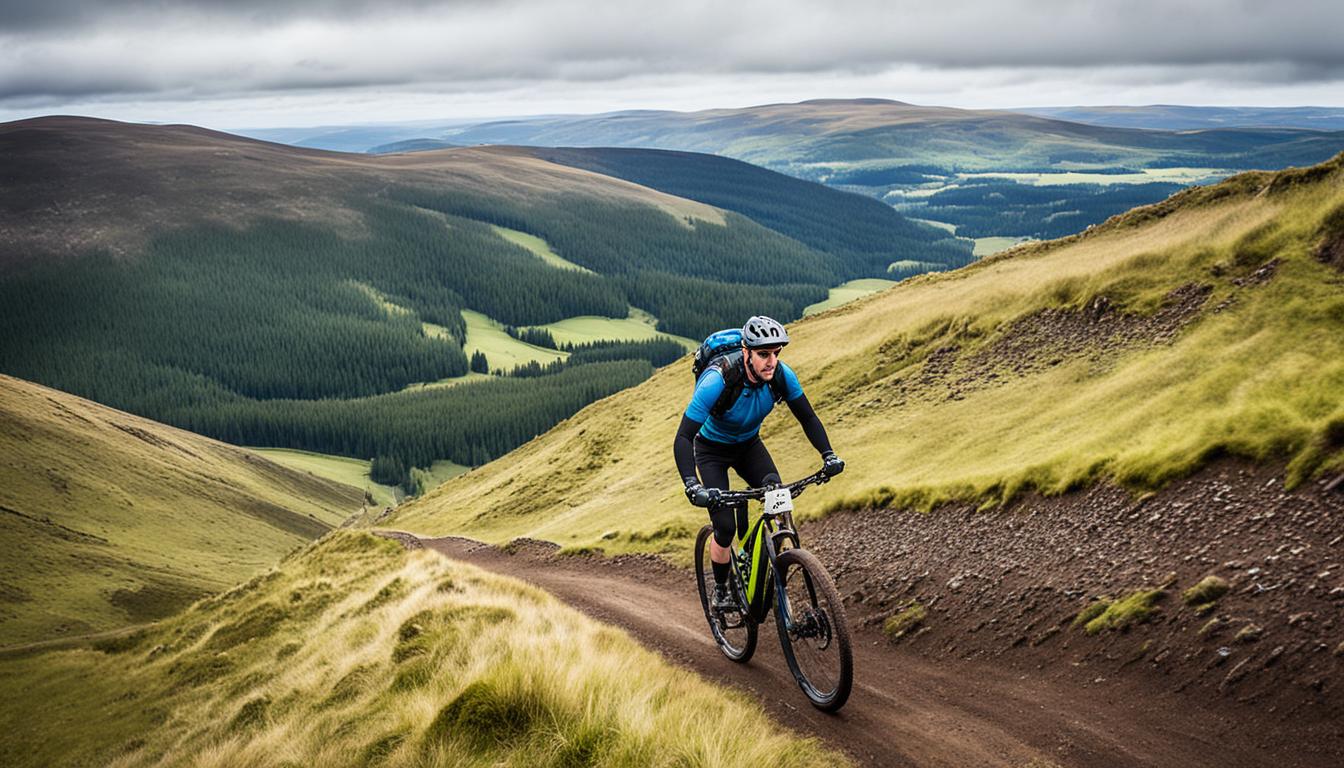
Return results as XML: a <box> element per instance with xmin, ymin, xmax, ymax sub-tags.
<box><xmin>808</xmin><ymin>459</ymin><xmax>1344</xmax><ymax>728</ymax></box>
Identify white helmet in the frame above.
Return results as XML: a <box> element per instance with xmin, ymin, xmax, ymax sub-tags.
<box><xmin>742</xmin><ymin>316</ymin><xmax>789</xmax><ymax>349</ymax></box>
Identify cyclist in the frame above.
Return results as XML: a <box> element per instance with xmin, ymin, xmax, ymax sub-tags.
<box><xmin>673</xmin><ymin>315</ymin><xmax>844</xmax><ymax>612</ymax></box>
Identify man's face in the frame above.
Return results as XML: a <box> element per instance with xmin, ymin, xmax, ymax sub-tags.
<box><xmin>745</xmin><ymin>345</ymin><xmax>782</xmax><ymax>381</ymax></box>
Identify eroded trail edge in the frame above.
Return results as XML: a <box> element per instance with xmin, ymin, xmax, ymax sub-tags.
<box><xmin>417</xmin><ymin>506</ymin><xmax>1339</xmax><ymax>768</ymax></box>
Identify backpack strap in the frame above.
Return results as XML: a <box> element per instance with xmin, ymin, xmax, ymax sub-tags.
<box><xmin>706</xmin><ymin>352</ymin><xmax>791</xmax><ymax>418</ymax></box>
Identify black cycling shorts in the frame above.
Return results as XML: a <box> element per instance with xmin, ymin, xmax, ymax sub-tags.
<box><xmin>693</xmin><ymin>434</ymin><xmax>781</xmax><ymax>547</ymax></box>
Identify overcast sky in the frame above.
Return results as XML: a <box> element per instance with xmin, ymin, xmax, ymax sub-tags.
<box><xmin>1</xmin><ymin>0</ymin><xmax>1341</xmax><ymax>129</ymax></box>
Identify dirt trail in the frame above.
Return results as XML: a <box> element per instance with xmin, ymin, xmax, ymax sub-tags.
<box><xmin>420</xmin><ymin>535</ymin><xmax>1306</xmax><ymax>768</ymax></box>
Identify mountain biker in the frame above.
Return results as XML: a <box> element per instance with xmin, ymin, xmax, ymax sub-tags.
<box><xmin>673</xmin><ymin>315</ymin><xmax>844</xmax><ymax>612</ymax></box>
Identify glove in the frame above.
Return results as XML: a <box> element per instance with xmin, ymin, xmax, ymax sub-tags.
<box><xmin>821</xmin><ymin>451</ymin><xmax>845</xmax><ymax>477</ymax></box>
<box><xmin>683</xmin><ymin>477</ymin><xmax>720</xmax><ymax>508</ymax></box>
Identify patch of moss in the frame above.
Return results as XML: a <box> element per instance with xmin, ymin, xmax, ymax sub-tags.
<box><xmin>1235</xmin><ymin>623</ymin><xmax>1262</xmax><ymax>643</ymax></box>
<box><xmin>882</xmin><ymin>602</ymin><xmax>926</xmax><ymax>640</ymax></box>
<box><xmin>1198</xmin><ymin>617</ymin><xmax>1224</xmax><ymax>637</ymax></box>
<box><xmin>1081</xmin><ymin>589</ymin><xmax>1165</xmax><ymax>634</ymax></box>
<box><xmin>1183</xmin><ymin>575</ymin><xmax>1230</xmax><ymax>606</ymax></box>
<box><xmin>1072</xmin><ymin>598</ymin><xmax>1112</xmax><ymax>628</ymax></box>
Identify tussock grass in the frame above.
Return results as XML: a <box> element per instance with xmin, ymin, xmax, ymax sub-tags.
<box><xmin>388</xmin><ymin>153</ymin><xmax>1344</xmax><ymax>561</ymax></box>
<box><xmin>0</xmin><ymin>533</ymin><xmax>849</xmax><ymax>768</ymax></box>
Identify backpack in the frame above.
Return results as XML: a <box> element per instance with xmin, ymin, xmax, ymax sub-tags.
<box><xmin>691</xmin><ymin>328</ymin><xmax>789</xmax><ymax>418</ymax></box>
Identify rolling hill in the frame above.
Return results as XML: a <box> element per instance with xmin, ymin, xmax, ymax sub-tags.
<box><xmin>388</xmin><ymin>151</ymin><xmax>1344</xmax><ymax>558</ymax></box>
<box><xmin>384</xmin><ymin>149</ymin><xmax>1344</xmax><ymax>718</ymax></box>
<box><xmin>1</xmin><ymin>117</ymin><xmax>964</xmax><ymax>489</ymax></box>
<box><xmin>0</xmin><ymin>374</ymin><xmax>360</xmax><ymax>646</ymax></box>
<box><xmin>439</xmin><ymin>99</ymin><xmax>1344</xmax><ymax>244</ymax></box>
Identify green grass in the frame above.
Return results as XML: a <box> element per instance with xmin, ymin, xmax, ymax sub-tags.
<box><xmin>252</xmin><ymin>448</ymin><xmax>401</xmax><ymax>508</ymax></box>
<box><xmin>525</xmin><ymin>306</ymin><xmax>697</xmax><ymax>350</ymax></box>
<box><xmin>387</xmin><ymin>154</ymin><xmax>1344</xmax><ymax>561</ymax></box>
<box><xmin>882</xmin><ymin>602</ymin><xmax>926</xmax><ymax>640</ymax></box>
<box><xmin>1182</xmin><ymin>575</ymin><xmax>1230</xmax><ymax>607</ymax></box>
<box><xmin>462</xmin><ymin>309</ymin><xmax>570</xmax><ymax>371</ymax></box>
<box><xmin>972</xmin><ymin>236</ymin><xmax>1034</xmax><ymax>257</ymax></box>
<box><xmin>0</xmin><ymin>375</ymin><xmax>359</xmax><ymax>647</ymax></box>
<box><xmin>0</xmin><ymin>533</ymin><xmax>851</xmax><ymax>768</ymax></box>
<box><xmin>956</xmin><ymin>168</ymin><xmax>1230</xmax><ymax>187</ymax></box>
<box><xmin>490</xmin><ymin>225</ymin><xmax>597</xmax><ymax>273</ymax></box>
<box><xmin>804</xmin><ymin>279</ymin><xmax>899</xmax><ymax>316</ymax></box>
<box><xmin>1076</xmin><ymin>589</ymin><xmax>1166</xmax><ymax>634</ymax></box>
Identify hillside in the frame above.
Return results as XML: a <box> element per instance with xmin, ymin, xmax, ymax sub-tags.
<box><xmin>387</xmin><ymin>154</ymin><xmax>1344</xmax><ymax>715</ymax></box>
<box><xmin>0</xmin><ymin>375</ymin><xmax>359</xmax><ymax>646</ymax></box>
<box><xmin>0</xmin><ymin>117</ymin><xmax>963</xmax><ymax>489</ymax></box>
<box><xmin>0</xmin><ymin>533</ymin><xmax>849</xmax><ymax>768</ymax></box>
<box><xmin>391</xmin><ymin>151</ymin><xmax>1344</xmax><ymax>545</ymax></box>
<box><xmin>443</xmin><ymin>99</ymin><xmax>1344</xmax><ymax>243</ymax></box>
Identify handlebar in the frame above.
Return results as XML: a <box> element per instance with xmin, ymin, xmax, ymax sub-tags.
<box><xmin>713</xmin><ymin>469</ymin><xmax>832</xmax><ymax>505</ymax></box>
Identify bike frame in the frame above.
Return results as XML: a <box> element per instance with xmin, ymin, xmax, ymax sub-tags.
<box><xmin>716</xmin><ymin>470</ymin><xmax>830</xmax><ymax>626</ymax></box>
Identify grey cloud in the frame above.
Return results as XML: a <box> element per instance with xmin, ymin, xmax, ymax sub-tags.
<box><xmin>1</xmin><ymin>1</ymin><xmax>1342</xmax><ymax>104</ymax></box>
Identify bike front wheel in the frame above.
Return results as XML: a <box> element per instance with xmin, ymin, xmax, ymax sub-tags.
<box><xmin>774</xmin><ymin>548</ymin><xmax>853</xmax><ymax>711</ymax></box>
<box><xmin>695</xmin><ymin>524</ymin><xmax>756</xmax><ymax>663</ymax></box>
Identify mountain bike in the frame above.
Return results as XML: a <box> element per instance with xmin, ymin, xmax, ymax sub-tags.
<box><xmin>693</xmin><ymin>469</ymin><xmax>853</xmax><ymax>711</ymax></box>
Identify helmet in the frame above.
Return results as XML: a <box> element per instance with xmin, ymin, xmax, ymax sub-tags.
<box><xmin>742</xmin><ymin>315</ymin><xmax>789</xmax><ymax>349</ymax></box>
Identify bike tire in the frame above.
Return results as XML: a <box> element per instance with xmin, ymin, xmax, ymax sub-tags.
<box><xmin>695</xmin><ymin>524</ymin><xmax>756</xmax><ymax>663</ymax></box>
<box><xmin>773</xmin><ymin>548</ymin><xmax>853</xmax><ymax>711</ymax></box>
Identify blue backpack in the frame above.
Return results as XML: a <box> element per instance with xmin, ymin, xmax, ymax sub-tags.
<box><xmin>691</xmin><ymin>328</ymin><xmax>788</xmax><ymax>418</ymax></box>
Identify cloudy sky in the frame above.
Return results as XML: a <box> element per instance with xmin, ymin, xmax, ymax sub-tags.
<box><xmin>1</xmin><ymin>0</ymin><xmax>1341</xmax><ymax>129</ymax></box>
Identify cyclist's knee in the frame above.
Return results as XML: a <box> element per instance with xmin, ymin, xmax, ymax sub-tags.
<box><xmin>709</xmin><ymin>503</ymin><xmax>736</xmax><ymax>548</ymax></box>
<box><xmin>761</xmin><ymin>472</ymin><xmax>781</xmax><ymax>486</ymax></box>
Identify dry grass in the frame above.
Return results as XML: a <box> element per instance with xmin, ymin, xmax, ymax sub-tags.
<box><xmin>0</xmin><ymin>533</ymin><xmax>849</xmax><ymax>768</ymax></box>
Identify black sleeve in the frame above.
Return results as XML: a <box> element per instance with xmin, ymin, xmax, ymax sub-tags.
<box><xmin>786</xmin><ymin>393</ymin><xmax>833</xmax><ymax>455</ymax></box>
<box><xmin>673</xmin><ymin>414</ymin><xmax>703</xmax><ymax>483</ymax></box>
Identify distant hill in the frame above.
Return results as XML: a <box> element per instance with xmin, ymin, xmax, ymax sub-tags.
<box><xmin>367</xmin><ymin>138</ymin><xmax>461</xmax><ymax>154</ymax></box>
<box><xmin>0</xmin><ymin>374</ymin><xmax>359</xmax><ymax>646</ymax></box>
<box><xmin>0</xmin><ymin>117</ymin><xmax>963</xmax><ymax>489</ymax></box>
<box><xmin>1018</xmin><ymin>105</ymin><xmax>1344</xmax><ymax>132</ymax></box>
<box><xmin>444</xmin><ymin>99</ymin><xmax>1344</xmax><ymax>175</ymax></box>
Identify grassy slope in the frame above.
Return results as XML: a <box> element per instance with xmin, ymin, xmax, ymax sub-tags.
<box><xmin>0</xmin><ymin>375</ymin><xmax>360</xmax><ymax>645</ymax></box>
<box><xmin>804</xmin><ymin>278</ymin><xmax>899</xmax><ymax>316</ymax></box>
<box><xmin>388</xmin><ymin>155</ymin><xmax>1344</xmax><ymax>558</ymax></box>
<box><xmin>250</xmin><ymin>448</ymin><xmax>401</xmax><ymax>508</ymax></box>
<box><xmin>0</xmin><ymin>533</ymin><xmax>849</xmax><ymax>768</ymax></box>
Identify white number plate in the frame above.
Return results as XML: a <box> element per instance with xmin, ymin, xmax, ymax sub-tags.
<box><xmin>763</xmin><ymin>488</ymin><xmax>794</xmax><ymax>516</ymax></box>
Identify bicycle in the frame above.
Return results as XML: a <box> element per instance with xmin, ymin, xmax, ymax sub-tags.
<box><xmin>693</xmin><ymin>469</ymin><xmax>853</xmax><ymax>711</ymax></box>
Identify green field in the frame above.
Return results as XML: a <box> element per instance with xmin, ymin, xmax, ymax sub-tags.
<box><xmin>526</xmin><ymin>306</ymin><xmax>697</xmax><ymax>350</ymax></box>
<box><xmin>251</xmin><ymin>448</ymin><xmax>401</xmax><ymax>507</ymax></box>
<box><xmin>462</xmin><ymin>309</ymin><xmax>570</xmax><ymax>372</ymax></box>
<box><xmin>490</xmin><ymin>225</ymin><xmax>596</xmax><ymax>273</ymax></box>
<box><xmin>803</xmin><ymin>278</ymin><xmax>899</xmax><ymax>316</ymax></box>
<box><xmin>973</xmin><ymin>236</ymin><xmax>1035</xmax><ymax>257</ymax></box>
<box><xmin>0</xmin><ymin>533</ymin><xmax>850</xmax><ymax>768</ymax></box>
<box><xmin>956</xmin><ymin>167</ymin><xmax>1230</xmax><ymax>187</ymax></box>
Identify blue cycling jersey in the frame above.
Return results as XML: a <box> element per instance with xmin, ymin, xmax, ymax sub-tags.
<box><xmin>685</xmin><ymin>361</ymin><xmax>805</xmax><ymax>444</ymax></box>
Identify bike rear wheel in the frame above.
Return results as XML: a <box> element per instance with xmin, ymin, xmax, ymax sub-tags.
<box><xmin>695</xmin><ymin>524</ymin><xmax>756</xmax><ymax>662</ymax></box>
<box><xmin>774</xmin><ymin>548</ymin><xmax>852</xmax><ymax>711</ymax></box>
